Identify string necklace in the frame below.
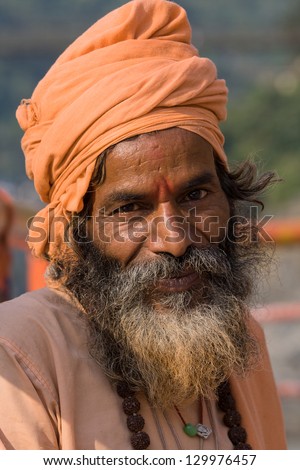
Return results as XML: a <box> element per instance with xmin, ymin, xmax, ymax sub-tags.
<box><xmin>116</xmin><ymin>380</ymin><xmax>252</xmax><ymax>450</ymax></box>
<box><xmin>174</xmin><ymin>404</ymin><xmax>212</xmax><ymax>440</ymax></box>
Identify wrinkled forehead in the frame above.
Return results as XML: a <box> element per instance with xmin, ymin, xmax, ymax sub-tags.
<box><xmin>103</xmin><ymin>128</ymin><xmax>215</xmax><ymax>180</ymax></box>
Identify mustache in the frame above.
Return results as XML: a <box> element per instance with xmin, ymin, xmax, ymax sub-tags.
<box><xmin>76</xmin><ymin>244</ymin><xmax>237</xmax><ymax>313</ymax></box>
<box><xmin>104</xmin><ymin>245</ymin><xmax>232</xmax><ymax>286</ymax></box>
<box><xmin>59</xmin><ymin>232</ymin><xmax>267</xmax><ymax>312</ymax></box>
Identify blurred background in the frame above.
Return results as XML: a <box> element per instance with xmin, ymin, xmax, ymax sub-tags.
<box><xmin>0</xmin><ymin>0</ymin><xmax>299</xmax><ymax>449</ymax></box>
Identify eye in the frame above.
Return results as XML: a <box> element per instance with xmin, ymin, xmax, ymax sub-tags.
<box><xmin>111</xmin><ymin>203</ymin><xmax>140</xmax><ymax>214</ymax></box>
<box><xmin>184</xmin><ymin>189</ymin><xmax>208</xmax><ymax>201</ymax></box>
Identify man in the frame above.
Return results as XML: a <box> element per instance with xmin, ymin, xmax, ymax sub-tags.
<box><xmin>0</xmin><ymin>0</ymin><xmax>286</xmax><ymax>450</ymax></box>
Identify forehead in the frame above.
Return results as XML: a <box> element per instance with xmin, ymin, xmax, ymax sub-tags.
<box><xmin>101</xmin><ymin>128</ymin><xmax>217</xmax><ymax>191</ymax></box>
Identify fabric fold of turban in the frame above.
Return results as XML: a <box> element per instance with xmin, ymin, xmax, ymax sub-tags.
<box><xmin>16</xmin><ymin>0</ymin><xmax>228</xmax><ymax>259</ymax></box>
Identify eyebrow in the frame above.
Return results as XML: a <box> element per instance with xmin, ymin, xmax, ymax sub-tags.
<box><xmin>103</xmin><ymin>171</ymin><xmax>215</xmax><ymax>206</ymax></box>
<box><xmin>104</xmin><ymin>192</ymin><xmax>147</xmax><ymax>205</ymax></box>
<box><xmin>184</xmin><ymin>172</ymin><xmax>214</xmax><ymax>190</ymax></box>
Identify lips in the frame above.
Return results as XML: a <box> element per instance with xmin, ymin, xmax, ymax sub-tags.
<box><xmin>155</xmin><ymin>271</ymin><xmax>199</xmax><ymax>293</ymax></box>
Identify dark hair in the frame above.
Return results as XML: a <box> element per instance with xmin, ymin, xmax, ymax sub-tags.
<box><xmin>215</xmin><ymin>157</ymin><xmax>279</xmax><ymax>212</ymax></box>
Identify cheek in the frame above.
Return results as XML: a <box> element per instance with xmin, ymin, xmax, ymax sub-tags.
<box><xmin>190</xmin><ymin>196</ymin><xmax>230</xmax><ymax>244</ymax></box>
<box><xmin>90</xmin><ymin>218</ymin><xmax>147</xmax><ymax>266</ymax></box>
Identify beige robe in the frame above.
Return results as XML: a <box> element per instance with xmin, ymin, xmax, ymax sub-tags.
<box><xmin>0</xmin><ymin>287</ymin><xmax>287</xmax><ymax>450</ymax></box>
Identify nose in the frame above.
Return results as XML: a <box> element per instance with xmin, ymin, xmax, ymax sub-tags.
<box><xmin>146</xmin><ymin>204</ymin><xmax>194</xmax><ymax>258</ymax></box>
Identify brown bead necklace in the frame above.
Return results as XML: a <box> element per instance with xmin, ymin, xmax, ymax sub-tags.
<box><xmin>116</xmin><ymin>380</ymin><xmax>252</xmax><ymax>450</ymax></box>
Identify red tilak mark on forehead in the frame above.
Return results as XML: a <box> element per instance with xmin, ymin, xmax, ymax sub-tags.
<box><xmin>154</xmin><ymin>177</ymin><xmax>175</xmax><ymax>202</ymax></box>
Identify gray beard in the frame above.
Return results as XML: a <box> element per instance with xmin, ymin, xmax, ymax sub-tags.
<box><xmin>54</xmin><ymin>239</ymin><xmax>267</xmax><ymax>409</ymax></box>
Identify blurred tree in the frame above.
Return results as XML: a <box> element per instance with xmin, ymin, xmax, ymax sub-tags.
<box><xmin>282</xmin><ymin>0</ymin><xmax>300</xmax><ymax>54</ymax></box>
<box><xmin>222</xmin><ymin>80</ymin><xmax>300</xmax><ymax>207</ymax></box>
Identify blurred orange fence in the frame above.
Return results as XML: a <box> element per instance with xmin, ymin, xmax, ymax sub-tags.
<box><xmin>265</xmin><ymin>219</ymin><xmax>300</xmax><ymax>244</ymax></box>
<box><xmin>10</xmin><ymin>233</ymin><xmax>48</xmax><ymax>292</ymax></box>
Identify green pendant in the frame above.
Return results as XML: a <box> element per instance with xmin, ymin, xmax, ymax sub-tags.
<box><xmin>183</xmin><ymin>423</ymin><xmax>198</xmax><ymax>437</ymax></box>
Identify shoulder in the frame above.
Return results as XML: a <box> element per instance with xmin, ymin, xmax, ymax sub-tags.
<box><xmin>0</xmin><ymin>286</ymin><xmax>80</xmax><ymax>327</ymax></box>
<box><xmin>0</xmin><ymin>287</ymin><xmax>88</xmax><ymax>366</ymax></box>
<box><xmin>229</xmin><ymin>312</ymin><xmax>287</xmax><ymax>449</ymax></box>
<box><xmin>248</xmin><ymin>311</ymin><xmax>266</xmax><ymax>342</ymax></box>
<box><xmin>0</xmin><ymin>286</ymin><xmax>74</xmax><ymax>316</ymax></box>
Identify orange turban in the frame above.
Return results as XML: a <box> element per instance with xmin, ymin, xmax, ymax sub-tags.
<box><xmin>16</xmin><ymin>0</ymin><xmax>228</xmax><ymax>259</ymax></box>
